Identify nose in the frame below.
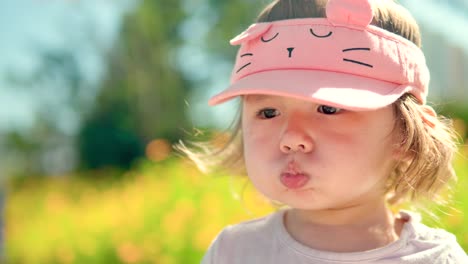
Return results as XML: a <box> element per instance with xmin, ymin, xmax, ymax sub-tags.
<box><xmin>279</xmin><ymin>120</ymin><xmax>313</xmax><ymax>154</ymax></box>
<box><xmin>287</xmin><ymin>47</ymin><xmax>294</xmax><ymax>58</ymax></box>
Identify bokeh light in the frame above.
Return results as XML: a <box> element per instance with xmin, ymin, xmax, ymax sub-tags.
<box><xmin>145</xmin><ymin>139</ymin><xmax>172</xmax><ymax>162</ymax></box>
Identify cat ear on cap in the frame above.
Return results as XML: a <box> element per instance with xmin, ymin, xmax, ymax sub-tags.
<box><xmin>326</xmin><ymin>0</ymin><xmax>373</xmax><ymax>29</ymax></box>
<box><xmin>230</xmin><ymin>23</ymin><xmax>272</xmax><ymax>45</ymax></box>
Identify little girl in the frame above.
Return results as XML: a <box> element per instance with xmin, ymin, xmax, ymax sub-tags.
<box><xmin>180</xmin><ymin>0</ymin><xmax>468</xmax><ymax>262</ymax></box>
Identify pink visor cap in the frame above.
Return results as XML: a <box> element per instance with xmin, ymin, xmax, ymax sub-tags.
<box><xmin>208</xmin><ymin>0</ymin><xmax>430</xmax><ymax>111</ymax></box>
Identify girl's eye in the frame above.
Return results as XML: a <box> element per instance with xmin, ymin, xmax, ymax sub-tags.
<box><xmin>257</xmin><ymin>108</ymin><xmax>280</xmax><ymax>119</ymax></box>
<box><xmin>317</xmin><ymin>105</ymin><xmax>341</xmax><ymax>115</ymax></box>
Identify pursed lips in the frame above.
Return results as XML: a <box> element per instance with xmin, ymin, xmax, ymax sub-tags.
<box><xmin>280</xmin><ymin>161</ymin><xmax>310</xmax><ymax>189</ymax></box>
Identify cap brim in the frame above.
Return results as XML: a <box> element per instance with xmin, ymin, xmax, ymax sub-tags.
<box><xmin>209</xmin><ymin>70</ymin><xmax>412</xmax><ymax>111</ymax></box>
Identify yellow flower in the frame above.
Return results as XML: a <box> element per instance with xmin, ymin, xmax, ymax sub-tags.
<box><xmin>161</xmin><ymin>199</ymin><xmax>196</xmax><ymax>237</ymax></box>
<box><xmin>116</xmin><ymin>241</ymin><xmax>144</xmax><ymax>264</ymax></box>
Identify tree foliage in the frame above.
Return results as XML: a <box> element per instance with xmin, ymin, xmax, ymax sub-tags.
<box><xmin>2</xmin><ymin>0</ymin><xmax>264</xmax><ymax>175</ymax></box>
<box><xmin>78</xmin><ymin>0</ymin><xmax>192</xmax><ymax>170</ymax></box>
<box><xmin>78</xmin><ymin>0</ymin><xmax>263</xmax><ymax>170</ymax></box>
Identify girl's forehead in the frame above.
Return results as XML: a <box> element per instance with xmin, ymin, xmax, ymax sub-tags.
<box><xmin>243</xmin><ymin>93</ymin><xmax>397</xmax><ymax>116</ymax></box>
<box><xmin>243</xmin><ymin>94</ymin><xmax>330</xmax><ymax>107</ymax></box>
<box><xmin>244</xmin><ymin>94</ymin><xmax>308</xmax><ymax>102</ymax></box>
<box><xmin>244</xmin><ymin>94</ymin><xmax>275</xmax><ymax>102</ymax></box>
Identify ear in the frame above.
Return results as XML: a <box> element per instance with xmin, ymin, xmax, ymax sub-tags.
<box><xmin>392</xmin><ymin>105</ymin><xmax>437</xmax><ymax>160</ymax></box>
<box><xmin>326</xmin><ymin>0</ymin><xmax>373</xmax><ymax>29</ymax></box>
<box><xmin>230</xmin><ymin>23</ymin><xmax>272</xmax><ymax>46</ymax></box>
<box><xmin>391</xmin><ymin>139</ymin><xmax>412</xmax><ymax>162</ymax></box>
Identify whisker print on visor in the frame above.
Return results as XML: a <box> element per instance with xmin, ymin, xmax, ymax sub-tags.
<box><xmin>342</xmin><ymin>47</ymin><xmax>372</xmax><ymax>67</ymax></box>
<box><xmin>236</xmin><ymin>63</ymin><xmax>252</xmax><ymax>73</ymax></box>
<box><xmin>309</xmin><ymin>29</ymin><xmax>333</xmax><ymax>38</ymax></box>
<box><xmin>261</xmin><ymin>32</ymin><xmax>279</xmax><ymax>42</ymax></box>
<box><xmin>342</xmin><ymin>59</ymin><xmax>373</xmax><ymax>68</ymax></box>
<box><xmin>342</xmin><ymin>47</ymin><xmax>371</xmax><ymax>52</ymax></box>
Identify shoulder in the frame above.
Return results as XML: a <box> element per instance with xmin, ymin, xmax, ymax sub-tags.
<box><xmin>401</xmin><ymin>211</ymin><xmax>468</xmax><ymax>263</ymax></box>
<box><xmin>213</xmin><ymin>210</ymin><xmax>279</xmax><ymax>248</ymax></box>
<box><xmin>201</xmin><ymin>211</ymin><xmax>282</xmax><ymax>264</ymax></box>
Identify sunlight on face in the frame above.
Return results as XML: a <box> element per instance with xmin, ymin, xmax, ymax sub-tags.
<box><xmin>241</xmin><ymin>94</ymin><xmax>398</xmax><ymax>210</ymax></box>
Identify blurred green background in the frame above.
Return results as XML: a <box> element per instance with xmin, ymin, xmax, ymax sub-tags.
<box><xmin>1</xmin><ymin>0</ymin><xmax>467</xmax><ymax>263</ymax></box>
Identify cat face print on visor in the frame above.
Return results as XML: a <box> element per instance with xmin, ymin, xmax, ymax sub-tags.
<box><xmin>209</xmin><ymin>0</ymin><xmax>430</xmax><ymax>111</ymax></box>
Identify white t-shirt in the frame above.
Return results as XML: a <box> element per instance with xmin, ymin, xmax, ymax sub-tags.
<box><xmin>201</xmin><ymin>210</ymin><xmax>467</xmax><ymax>263</ymax></box>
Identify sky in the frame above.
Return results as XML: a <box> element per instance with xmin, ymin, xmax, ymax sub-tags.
<box><xmin>0</xmin><ymin>0</ymin><xmax>134</xmax><ymax>133</ymax></box>
<box><xmin>401</xmin><ymin>0</ymin><xmax>468</xmax><ymax>54</ymax></box>
<box><xmin>0</xmin><ymin>0</ymin><xmax>467</xmax><ymax>134</ymax></box>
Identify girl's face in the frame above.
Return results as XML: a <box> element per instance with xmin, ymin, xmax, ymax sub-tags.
<box><xmin>242</xmin><ymin>95</ymin><xmax>399</xmax><ymax>210</ymax></box>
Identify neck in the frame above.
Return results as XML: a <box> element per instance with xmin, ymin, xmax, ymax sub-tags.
<box><xmin>292</xmin><ymin>198</ymin><xmax>392</xmax><ymax>226</ymax></box>
<box><xmin>284</xmin><ymin>199</ymin><xmax>404</xmax><ymax>252</ymax></box>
